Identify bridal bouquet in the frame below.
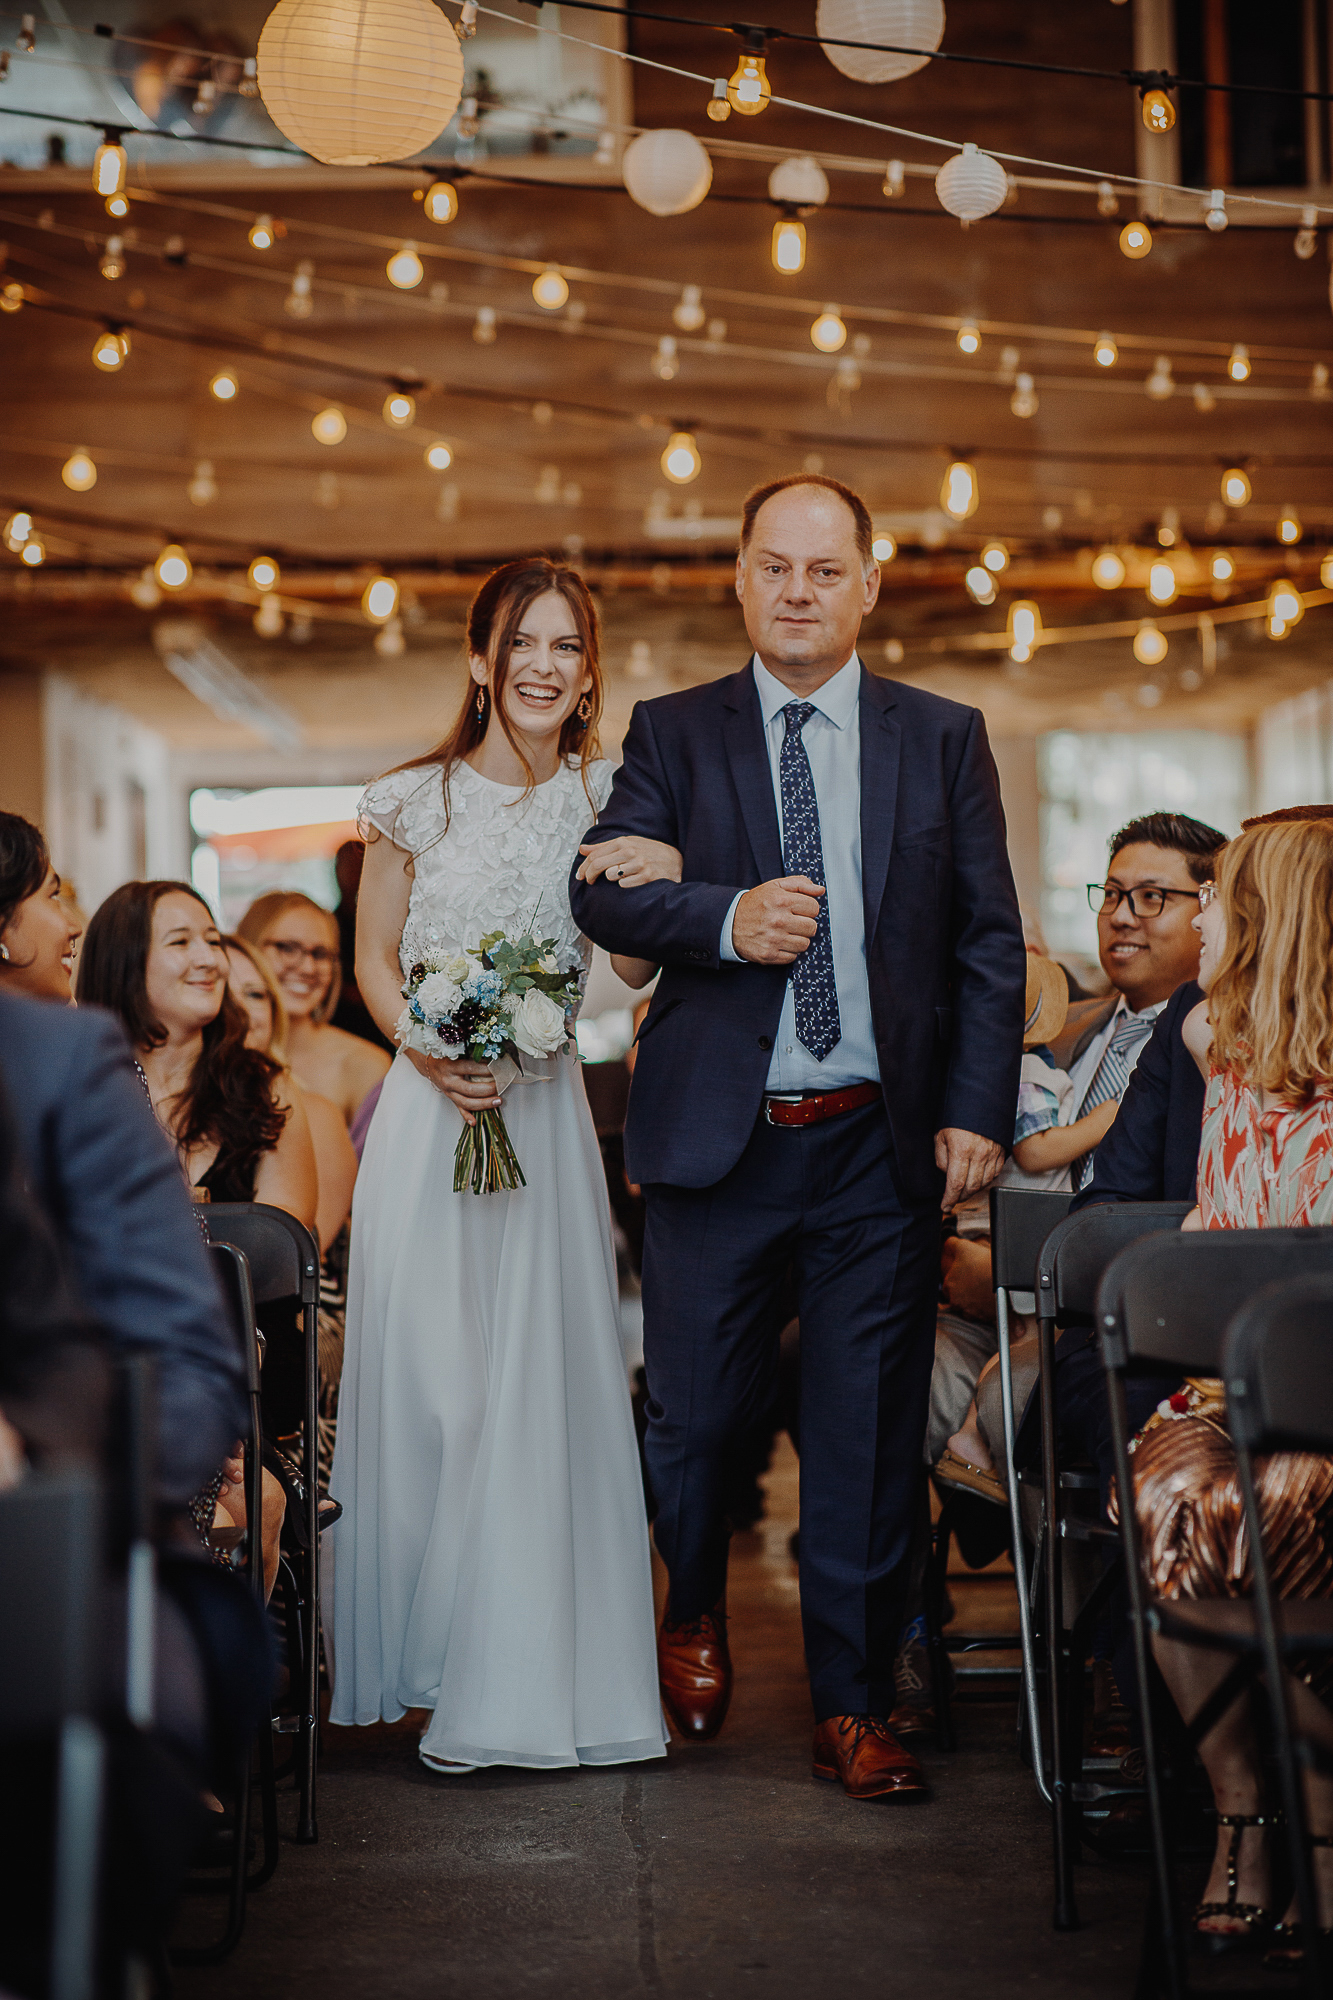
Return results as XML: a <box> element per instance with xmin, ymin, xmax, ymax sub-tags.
<box><xmin>396</xmin><ymin>929</ymin><xmax>581</xmax><ymax>1194</ymax></box>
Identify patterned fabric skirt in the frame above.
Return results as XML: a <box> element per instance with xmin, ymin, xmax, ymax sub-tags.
<box><xmin>316</xmin><ymin>1224</ymin><xmax>350</xmax><ymax>1497</ymax></box>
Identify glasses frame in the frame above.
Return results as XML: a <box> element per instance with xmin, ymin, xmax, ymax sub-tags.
<box><xmin>263</xmin><ymin>938</ymin><xmax>340</xmax><ymax>968</ymax></box>
<box><xmin>1086</xmin><ymin>883</ymin><xmax>1209</xmax><ymax>920</ymax></box>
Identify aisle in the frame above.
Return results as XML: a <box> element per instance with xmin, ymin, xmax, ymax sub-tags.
<box><xmin>176</xmin><ymin>1441</ymin><xmax>1148</xmax><ymax>1998</ymax></box>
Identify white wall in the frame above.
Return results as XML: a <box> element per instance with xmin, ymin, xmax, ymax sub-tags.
<box><xmin>1253</xmin><ymin>681</ymin><xmax>1333</xmax><ymax>814</ymax></box>
<box><xmin>42</xmin><ymin>674</ymin><xmax>184</xmax><ymax>912</ymax></box>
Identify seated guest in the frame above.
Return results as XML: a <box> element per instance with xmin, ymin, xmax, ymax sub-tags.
<box><xmin>238</xmin><ymin>889</ymin><xmax>391</xmax><ymax>1123</ymax></box>
<box><xmin>1127</xmin><ymin>816</ymin><xmax>1333</xmax><ymax>1952</ymax></box>
<box><xmin>330</xmin><ymin>838</ymin><xmax>393</xmax><ymax>1052</ymax></box>
<box><xmin>0</xmin><ymin>810</ymin><xmax>83</xmax><ymax>1002</ymax></box>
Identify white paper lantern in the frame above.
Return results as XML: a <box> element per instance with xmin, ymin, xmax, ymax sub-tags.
<box><xmin>622</xmin><ymin>129</ymin><xmax>713</xmax><ymax>217</ymax></box>
<box><xmin>935</xmin><ymin>142</ymin><xmax>1008</xmax><ymax>222</ymax></box>
<box><xmin>767</xmin><ymin>156</ymin><xmax>829</xmax><ymax>207</ymax></box>
<box><xmin>816</xmin><ymin>0</ymin><xmax>944</xmax><ymax>85</ymax></box>
<box><xmin>258</xmin><ymin>0</ymin><xmax>465</xmax><ymax>167</ymax></box>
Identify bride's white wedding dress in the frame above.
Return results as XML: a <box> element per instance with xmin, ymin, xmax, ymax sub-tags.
<box><xmin>327</xmin><ymin>756</ymin><xmax>666</xmax><ymax>1770</ymax></box>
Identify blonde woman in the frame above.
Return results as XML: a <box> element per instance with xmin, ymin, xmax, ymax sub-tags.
<box><xmin>237</xmin><ymin>891</ymin><xmax>390</xmax><ymax>1123</ymax></box>
<box><xmin>1129</xmin><ymin>819</ymin><xmax>1333</xmax><ymax>1955</ymax></box>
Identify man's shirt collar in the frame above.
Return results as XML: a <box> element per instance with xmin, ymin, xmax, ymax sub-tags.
<box><xmin>751</xmin><ymin>651</ymin><xmax>861</xmax><ymax>732</ymax></box>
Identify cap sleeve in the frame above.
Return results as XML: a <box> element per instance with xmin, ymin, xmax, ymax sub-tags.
<box><xmin>358</xmin><ymin>765</ymin><xmax>444</xmax><ymax>854</ymax></box>
<box><xmin>589</xmin><ymin>758</ymin><xmax>616</xmax><ymax>815</ymax></box>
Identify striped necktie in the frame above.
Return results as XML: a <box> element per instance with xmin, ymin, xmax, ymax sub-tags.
<box><xmin>1072</xmin><ymin>1009</ymin><xmax>1156</xmax><ymax>1191</ymax></box>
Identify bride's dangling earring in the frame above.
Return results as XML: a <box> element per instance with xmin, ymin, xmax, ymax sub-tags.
<box><xmin>476</xmin><ymin>683</ymin><xmax>487</xmax><ymax>721</ymax></box>
<box><xmin>576</xmin><ymin>694</ymin><xmax>592</xmax><ymax>728</ymax></box>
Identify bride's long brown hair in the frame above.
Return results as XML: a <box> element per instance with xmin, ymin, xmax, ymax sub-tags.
<box><xmin>384</xmin><ymin>559</ymin><xmax>604</xmax><ymax>839</ymax></box>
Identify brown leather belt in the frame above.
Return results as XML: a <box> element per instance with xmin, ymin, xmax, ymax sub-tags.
<box><xmin>763</xmin><ymin>1082</ymin><xmax>881</xmax><ymax>1127</ymax></box>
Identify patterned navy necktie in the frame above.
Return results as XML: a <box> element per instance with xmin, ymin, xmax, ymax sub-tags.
<box><xmin>779</xmin><ymin>701</ymin><xmax>841</xmax><ymax>1063</ymax></box>
<box><xmin>1071</xmin><ymin>1008</ymin><xmax>1156</xmax><ymax>1190</ymax></box>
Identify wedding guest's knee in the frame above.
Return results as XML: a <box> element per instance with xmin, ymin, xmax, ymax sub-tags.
<box><xmin>974</xmin><ymin>1331</ymin><xmax>1041</xmax><ymax>1472</ymax></box>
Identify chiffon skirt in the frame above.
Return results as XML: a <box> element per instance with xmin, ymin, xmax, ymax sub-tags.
<box><xmin>326</xmin><ymin>1052</ymin><xmax>666</xmax><ymax>1768</ymax></box>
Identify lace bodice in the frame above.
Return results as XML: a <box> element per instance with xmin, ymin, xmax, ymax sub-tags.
<box><xmin>359</xmin><ymin>758</ymin><xmax>613</xmax><ymax>1010</ymax></box>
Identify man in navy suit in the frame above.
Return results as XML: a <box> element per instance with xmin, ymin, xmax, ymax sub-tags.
<box><xmin>570</xmin><ymin>475</ymin><xmax>1026</xmax><ymax>1799</ymax></box>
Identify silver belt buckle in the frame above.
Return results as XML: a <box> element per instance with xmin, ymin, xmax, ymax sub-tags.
<box><xmin>763</xmin><ymin>1092</ymin><xmax>804</xmax><ymax>1126</ymax></box>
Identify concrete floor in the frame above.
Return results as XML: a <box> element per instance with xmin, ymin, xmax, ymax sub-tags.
<box><xmin>175</xmin><ymin>1441</ymin><xmax>1155</xmax><ymax>2000</ymax></box>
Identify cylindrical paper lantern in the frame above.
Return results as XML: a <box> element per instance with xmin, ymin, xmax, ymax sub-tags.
<box><xmin>816</xmin><ymin>0</ymin><xmax>945</xmax><ymax>85</ymax></box>
<box><xmin>935</xmin><ymin>143</ymin><xmax>1008</xmax><ymax>221</ymax></box>
<box><xmin>622</xmin><ymin>129</ymin><xmax>713</xmax><ymax>217</ymax></box>
<box><xmin>258</xmin><ymin>0</ymin><xmax>465</xmax><ymax>167</ymax></box>
<box><xmin>767</xmin><ymin>156</ymin><xmax>829</xmax><ymax>207</ymax></box>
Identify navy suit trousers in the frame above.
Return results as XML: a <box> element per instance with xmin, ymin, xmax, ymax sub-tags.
<box><xmin>641</xmin><ymin>1100</ymin><xmax>940</xmax><ymax>1722</ymax></box>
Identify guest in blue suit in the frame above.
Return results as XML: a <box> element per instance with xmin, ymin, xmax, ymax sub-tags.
<box><xmin>570</xmin><ymin>475</ymin><xmax>1026</xmax><ymax>1799</ymax></box>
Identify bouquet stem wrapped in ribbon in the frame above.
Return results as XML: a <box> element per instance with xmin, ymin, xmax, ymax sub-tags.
<box><xmin>396</xmin><ymin>930</ymin><xmax>582</xmax><ymax>1194</ymax></box>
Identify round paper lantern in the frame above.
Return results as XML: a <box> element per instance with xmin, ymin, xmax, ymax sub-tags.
<box><xmin>935</xmin><ymin>142</ymin><xmax>1008</xmax><ymax>221</ymax></box>
<box><xmin>767</xmin><ymin>155</ymin><xmax>829</xmax><ymax>207</ymax></box>
<box><xmin>816</xmin><ymin>0</ymin><xmax>945</xmax><ymax>85</ymax></box>
<box><xmin>622</xmin><ymin>130</ymin><xmax>712</xmax><ymax>217</ymax></box>
<box><xmin>258</xmin><ymin>0</ymin><xmax>465</xmax><ymax>167</ymax></box>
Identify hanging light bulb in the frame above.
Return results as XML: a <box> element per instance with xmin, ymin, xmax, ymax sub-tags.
<box><xmin>872</xmin><ymin>533</ymin><xmax>896</xmax><ymax>563</ymax></box>
<box><xmin>20</xmin><ymin>536</ymin><xmax>45</xmax><ymax>568</ymax></box>
<box><xmin>105</xmin><ymin>192</ymin><xmax>129</xmax><ymax>220</ymax></box>
<box><xmin>383</xmin><ymin>389</ymin><xmax>416</xmax><ymax>427</ymax></box>
<box><xmin>209</xmin><ymin>367</ymin><xmax>238</xmax><ymax>402</ymax></box>
<box><xmin>1210</xmin><ymin>550</ymin><xmax>1235</xmax><ymax>582</ymax></box>
<box><xmin>1097</xmin><ymin>180</ymin><xmax>1119</xmax><ymax>216</ymax></box>
<box><xmin>531</xmin><ymin>265</ymin><xmax>569</xmax><ymax>311</ymax></box>
<box><xmin>883</xmin><ymin>160</ymin><xmax>906</xmax><ymax>199</ymax></box>
<box><xmin>4</xmin><ymin>511</ymin><xmax>32</xmax><ymax>551</ymax></box>
<box><xmin>1295</xmin><ymin>207</ymin><xmax>1319</xmax><ymax>259</ymax></box>
<box><xmin>1221</xmin><ymin>466</ymin><xmax>1251</xmax><ymax>508</ymax></box>
<box><xmin>285</xmin><ymin>259</ymin><xmax>314</xmax><ymax>317</ymax></box>
<box><xmin>1092</xmin><ymin>547</ymin><xmax>1126</xmax><ymax>590</ymax></box>
<box><xmin>1007</xmin><ymin>601</ymin><xmax>1042</xmax><ymax>664</ymax></box>
<box><xmin>91</xmin><ymin>327</ymin><xmax>128</xmax><ymax>371</ymax></box>
<box><xmin>249</xmin><ymin>213</ymin><xmax>276</xmax><ymax>249</ymax></box>
<box><xmin>1227</xmin><ymin>343</ymin><xmax>1251</xmax><ymax>383</ymax></box>
<box><xmin>771</xmin><ymin>216</ymin><xmax>806</xmax><ymax>274</ymax></box>
<box><xmin>100</xmin><ymin>237</ymin><xmax>126</xmax><ymax>281</ymax></box>
<box><xmin>1133</xmin><ymin>620</ymin><xmax>1168</xmax><ymax>666</ymax></box>
<box><xmin>726</xmin><ymin>38</ymin><xmax>770</xmax><ymax>116</ymax></box>
<box><xmin>16</xmin><ymin>15</ymin><xmax>34</xmax><ymax>52</ymax></box>
<box><xmin>1119</xmin><ymin>219</ymin><xmax>1152</xmax><ymax>260</ymax></box>
<box><xmin>1145</xmin><ymin>355</ymin><xmax>1174</xmax><ymax>400</ymax></box>
<box><xmin>253</xmin><ymin>594</ymin><xmax>285</xmax><ymax>638</ymax></box>
<box><xmin>661</xmin><ymin>430</ymin><xmax>701</xmax><ymax>483</ymax></box>
<box><xmin>60</xmin><ymin>449</ymin><xmax>97</xmax><ymax>493</ymax></box>
<box><xmin>374</xmin><ymin>616</ymin><xmax>405</xmax><ymax>658</ymax></box>
<box><xmin>810</xmin><ymin>305</ymin><xmax>847</xmax><ymax>353</ymax></box>
<box><xmin>1204</xmin><ymin>189</ymin><xmax>1228</xmax><ymax>232</ymax></box>
<box><xmin>1140</xmin><ymin>85</ymin><xmax>1175</xmax><ymax>134</ymax></box>
<box><xmin>154</xmin><ymin>545</ymin><xmax>192</xmax><ymax>590</ymax></box>
<box><xmin>312</xmin><ymin>406</ymin><xmax>347</xmax><ymax>445</ymax></box>
<box><xmin>1010</xmin><ymin>373</ymin><xmax>1038</xmax><ymax>418</ymax></box>
<box><xmin>425</xmin><ymin>441</ymin><xmax>453</xmax><ymax>470</ymax></box>
<box><xmin>1267</xmin><ymin>578</ymin><xmax>1304</xmax><ymax>637</ymax></box>
<box><xmin>362</xmin><ymin>575</ymin><xmax>399</xmax><ymax>623</ymax></box>
<box><xmin>1320</xmin><ymin>551</ymin><xmax>1333</xmax><ymax>589</ymax></box>
<box><xmin>248</xmin><ymin>555</ymin><xmax>280</xmax><ymax>592</ymax></box>
<box><xmin>1157</xmin><ymin>507</ymin><xmax>1179</xmax><ymax>548</ymax></box>
<box><xmin>1193</xmin><ymin>382</ymin><xmax>1217</xmax><ymax>413</ymax></box>
<box><xmin>473</xmin><ymin>306</ymin><xmax>497</xmax><ymax>344</ymax></box>
<box><xmin>940</xmin><ymin>460</ymin><xmax>979</xmax><ymax>521</ymax></box>
<box><xmin>1277</xmin><ymin>506</ymin><xmax>1302</xmax><ymax>546</ymax></box>
<box><xmin>980</xmin><ymin>540</ymin><xmax>1009</xmax><ymax>574</ymax></box>
<box><xmin>1094</xmin><ymin>331</ymin><xmax>1118</xmax><ymax>368</ymax></box>
<box><xmin>653</xmin><ymin>335</ymin><xmax>678</xmax><ymax>381</ymax></box>
<box><xmin>957</xmin><ymin>322</ymin><xmax>980</xmax><ymax>355</ymax></box>
<box><xmin>673</xmin><ymin>284</ymin><xmax>706</xmax><ymax>332</ymax></box>
<box><xmin>1313</xmin><ymin>364</ymin><xmax>1330</xmax><ymax>401</ymax></box>
<box><xmin>92</xmin><ymin>136</ymin><xmax>127</xmax><ymax>197</ymax></box>
<box><xmin>1147</xmin><ymin>559</ymin><xmax>1178</xmax><ymax>605</ymax></box>
<box><xmin>964</xmin><ymin>566</ymin><xmax>995</xmax><ymax>606</ymax></box>
<box><xmin>706</xmin><ymin>77</ymin><xmax>730</xmax><ymax>121</ymax></box>
<box><xmin>423</xmin><ymin>180</ymin><xmax>458</xmax><ymax>225</ymax></box>
<box><xmin>0</xmin><ymin>282</ymin><xmax>24</xmax><ymax>314</ymax></box>
<box><xmin>386</xmin><ymin>242</ymin><xmax>424</xmax><ymax>289</ymax></box>
<box><xmin>188</xmin><ymin>459</ymin><xmax>217</xmax><ymax>506</ymax></box>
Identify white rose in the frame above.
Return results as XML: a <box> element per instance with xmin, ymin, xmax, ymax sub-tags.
<box><xmin>414</xmin><ymin>971</ymin><xmax>462</xmax><ymax>1019</ymax></box>
<box><xmin>445</xmin><ymin>955</ymin><xmax>469</xmax><ymax>982</ymax></box>
<box><xmin>395</xmin><ymin>1007</ymin><xmax>461</xmax><ymax>1057</ymax></box>
<box><xmin>510</xmin><ymin>986</ymin><xmax>568</xmax><ymax>1058</ymax></box>
<box><xmin>538</xmin><ymin>951</ymin><xmax>559</xmax><ymax>974</ymax></box>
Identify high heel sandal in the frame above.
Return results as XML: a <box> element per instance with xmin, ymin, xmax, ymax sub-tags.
<box><xmin>1263</xmin><ymin>1833</ymin><xmax>1333</xmax><ymax>1970</ymax></box>
<box><xmin>1194</xmin><ymin>1811</ymin><xmax>1275</xmax><ymax>1948</ymax></box>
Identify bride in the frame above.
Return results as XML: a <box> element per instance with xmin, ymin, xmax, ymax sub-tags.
<box><xmin>328</xmin><ymin>558</ymin><xmax>676</xmax><ymax>1772</ymax></box>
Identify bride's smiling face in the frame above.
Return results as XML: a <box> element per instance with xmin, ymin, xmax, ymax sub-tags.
<box><xmin>471</xmin><ymin>588</ymin><xmax>592</xmax><ymax>745</ymax></box>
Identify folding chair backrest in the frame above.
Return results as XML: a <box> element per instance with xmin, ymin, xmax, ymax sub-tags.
<box><xmin>1038</xmin><ymin>1201</ymin><xmax>1194</xmax><ymax>1321</ymax></box>
<box><xmin>0</xmin><ymin>1471</ymin><xmax>101</xmax><ymax>1737</ymax></box>
<box><xmin>206</xmin><ymin>1203</ymin><xmax>320</xmax><ymax>1305</ymax></box>
<box><xmin>1224</xmin><ymin>1273</ymin><xmax>1333</xmax><ymax>1456</ymax></box>
<box><xmin>1099</xmin><ymin>1226</ymin><xmax>1333</xmax><ymax>1373</ymax></box>
<box><xmin>988</xmin><ymin>1187</ymin><xmax>1072</xmax><ymax>1292</ymax></box>
<box><xmin>209</xmin><ymin>1241</ymin><xmax>263</xmax><ymax>1396</ymax></box>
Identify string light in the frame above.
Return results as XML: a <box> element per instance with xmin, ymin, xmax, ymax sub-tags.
<box><xmin>423</xmin><ymin>180</ymin><xmax>458</xmax><ymax>225</ymax></box>
<box><xmin>726</xmin><ymin>39</ymin><xmax>771</xmax><ymax>116</ymax></box>
<box><xmin>1119</xmin><ymin>219</ymin><xmax>1152</xmax><ymax>259</ymax></box>
<box><xmin>1094</xmin><ymin>331</ymin><xmax>1118</xmax><ymax>367</ymax></box>
<box><xmin>1157</xmin><ymin>507</ymin><xmax>1179</xmax><ymax>548</ymax></box>
<box><xmin>1267</xmin><ymin>578</ymin><xmax>1304</xmax><ymax>637</ymax></box>
<box><xmin>532</xmin><ymin>266</ymin><xmax>569</xmax><ymax>310</ymax></box>
<box><xmin>1133</xmin><ymin>620</ymin><xmax>1168</xmax><ymax>665</ymax></box>
<box><xmin>771</xmin><ymin>216</ymin><xmax>806</xmax><ymax>273</ymax></box>
<box><xmin>964</xmin><ymin>565</ymin><xmax>995</xmax><ymax>606</ymax></box>
<box><xmin>940</xmin><ymin>460</ymin><xmax>979</xmax><ymax>521</ymax></box>
<box><xmin>673</xmin><ymin>284</ymin><xmax>706</xmax><ymax>332</ymax></box>
<box><xmin>1227</xmin><ymin>343</ymin><xmax>1251</xmax><ymax>383</ymax></box>
<box><xmin>661</xmin><ymin>430</ymin><xmax>702</xmax><ymax>483</ymax></box>
<box><xmin>810</xmin><ymin>306</ymin><xmax>847</xmax><ymax>353</ymax></box>
<box><xmin>99</xmin><ymin>237</ymin><xmax>126</xmax><ymax>281</ymax></box>
<box><xmin>20</xmin><ymin>536</ymin><xmax>44</xmax><ymax>568</ymax></box>
<box><xmin>386</xmin><ymin>243</ymin><xmax>424</xmax><ymax>290</ymax></box>
<box><xmin>383</xmin><ymin>390</ymin><xmax>416</xmax><ymax>427</ymax></box>
<box><xmin>312</xmin><ymin>406</ymin><xmax>347</xmax><ymax>445</ymax></box>
<box><xmin>1204</xmin><ymin>189</ymin><xmax>1228</xmax><ymax>232</ymax></box>
<box><xmin>92</xmin><ymin>137</ymin><xmax>127</xmax><ymax>197</ymax></box>
<box><xmin>1140</xmin><ymin>86</ymin><xmax>1175</xmax><ymax>134</ymax></box>
<box><xmin>1277</xmin><ymin>506</ymin><xmax>1302</xmax><ymax>545</ymax></box>
<box><xmin>872</xmin><ymin>533</ymin><xmax>896</xmax><ymax>563</ymax></box>
<box><xmin>188</xmin><ymin>459</ymin><xmax>217</xmax><ymax>505</ymax></box>
<box><xmin>105</xmin><ymin>193</ymin><xmax>129</xmax><ymax>220</ymax></box>
<box><xmin>60</xmin><ymin>449</ymin><xmax>97</xmax><ymax>492</ymax></box>
<box><xmin>362</xmin><ymin>575</ymin><xmax>400</xmax><ymax>623</ymax></box>
<box><xmin>0</xmin><ymin>282</ymin><xmax>24</xmax><ymax>314</ymax></box>
<box><xmin>1210</xmin><ymin>550</ymin><xmax>1235</xmax><ymax>582</ymax></box>
<box><xmin>981</xmin><ymin>540</ymin><xmax>1009</xmax><ymax>573</ymax></box>
<box><xmin>706</xmin><ymin>78</ymin><xmax>730</xmax><ymax>122</ymax></box>
<box><xmin>209</xmin><ymin>368</ymin><xmax>238</xmax><ymax>401</ymax></box>
<box><xmin>1322</xmin><ymin>552</ymin><xmax>1333</xmax><ymax>590</ymax></box>
<box><xmin>1296</xmin><ymin>208</ymin><xmax>1318</xmax><ymax>260</ymax></box>
<box><xmin>375</xmin><ymin>616</ymin><xmax>406</xmax><ymax>658</ymax></box>
<box><xmin>91</xmin><ymin>327</ymin><xmax>128</xmax><ymax>371</ymax></box>
<box><xmin>248</xmin><ymin>555</ymin><xmax>280</xmax><ymax>591</ymax></box>
<box><xmin>1145</xmin><ymin>356</ymin><xmax>1174</xmax><ymax>400</ymax></box>
<box><xmin>883</xmin><ymin>160</ymin><xmax>905</xmax><ymax>199</ymax></box>
<box><xmin>249</xmin><ymin>213</ymin><xmax>276</xmax><ymax>250</ymax></box>
<box><xmin>16</xmin><ymin>15</ymin><xmax>34</xmax><ymax>53</ymax></box>
<box><xmin>956</xmin><ymin>322</ymin><xmax>980</xmax><ymax>354</ymax></box>
<box><xmin>1193</xmin><ymin>382</ymin><xmax>1217</xmax><ymax>413</ymax></box>
<box><xmin>1010</xmin><ymin>372</ymin><xmax>1038</xmax><ymax>418</ymax></box>
<box><xmin>154</xmin><ymin>545</ymin><xmax>192</xmax><ymax>590</ymax></box>
<box><xmin>473</xmin><ymin>306</ymin><xmax>497</xmax><ymax>344</ymax></box>
<box><xmin>1221</xmin><ymin>466</ymin><xmax>1252</xmax><ymax>507</ymax></box>
<box><xmin>1096</xmin><ymin>180</ymin><xmax>1119</xmax><ymax>216</ymax></box>
<box><xmin>285</xmin><ymin>259</ymin><xmax>314</xmax><ymax>317</ymax></box>
<box><xmin>654</xmin><ymin>334</ymin><xmax>679</xmax><ymax>380</ymax></box>
<box><xmin>254</xmin><ymin>593</ymin><xmax>284</xmax><ymax>638</ymax></box>
<box><xmin>1091</xmin><ymin>547</ymin><xmax>1126</xmax><ymax>589</ymax></box>
<box><xmin>1007</xmin><ymin>601</ymin><xmax>1041</xmax><ymax>663</ymax></box>
<box><xmin>1147</xmin><ymin>559</ymin><xmax>1178</xmax><ymax>606</ymax></box>
<box><xmin>4</xmin><ymin>511</ymin><xmax>32</xmax><ymax>551</ymax></box>
<box><xmin>425</xmin><ymin>441</ymin><xmax>453</xmax><ymax>470</ymax></box>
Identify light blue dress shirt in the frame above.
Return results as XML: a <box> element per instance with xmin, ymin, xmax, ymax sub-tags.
<box><xmin>720</xmin><ymin>653</ymin><xmax>880</xmax><ymax>1092</ymax></box>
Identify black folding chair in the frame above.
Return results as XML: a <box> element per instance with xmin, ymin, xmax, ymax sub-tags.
<box><xmin>205</xmin><ymin>1204</ymin><xmax>322</xmax><ymax>1845</ymax></box>
<box><xmin>1099</xmin><ymin>1226</ymin><xmax>1333</xmax><ymax>2000</ymax></box>
<box><xmin>0</xmin><ymin>1468</ymin><xmax>105</xmax><ymax>2000</ymax></box>
<box><xmin>1223</xmin><ymin>1275</ymin><xmax>1333</xmax><ymax>2000</ymax></box>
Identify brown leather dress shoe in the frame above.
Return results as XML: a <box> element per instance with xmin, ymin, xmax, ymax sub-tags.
<box><xmin>657</xmin><ymin>1610</ymin><xmax>732</xmax><ymax>1741</ymax></box>
<box><xmin>813</xmin><ymin>1715</ymin><xmax>929</xmax><ymax>1799</ymax></box>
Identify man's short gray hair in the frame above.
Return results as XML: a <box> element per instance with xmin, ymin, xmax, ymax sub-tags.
<box><xmin>738</xmin><ymin>474</ymin><xmax>876</xmax><ymax>573</ymax></box>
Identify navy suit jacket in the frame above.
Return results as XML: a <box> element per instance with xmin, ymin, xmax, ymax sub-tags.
<box><xmin>1069</xmin><ymin>980</ymin><xmax>1206</xmax><ymax>1210</ymax></box>
<box><xmin>0</xmin><ymin>991</ymin><xmax>246</xmax><ymax>1503</ymax></box>
<box><xmin>569</xmin><ymin>664</ymin><xmax>1026</xmax><ymax>1199</ymax></box>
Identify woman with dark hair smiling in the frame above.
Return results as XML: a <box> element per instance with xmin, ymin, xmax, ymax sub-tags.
<box><xmin>0</xmin><ymin>811</ymin><xmax>82</xmax><ymax>1003</ymax></box>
